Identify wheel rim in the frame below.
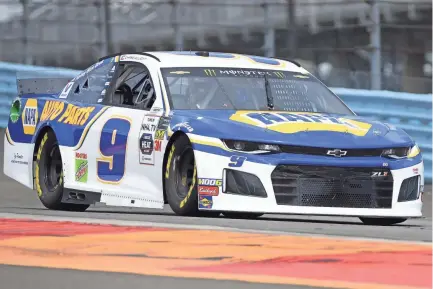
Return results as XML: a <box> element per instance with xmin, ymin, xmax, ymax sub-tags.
<box><xmin>44</xmin><ymin>144</ymin><xmax>62</xmax><ymax>191</ymax></box>
<box><xmin>174</xmin><ymin>147</ymin><xmax>195</xmax><ymax>199</ymax></box>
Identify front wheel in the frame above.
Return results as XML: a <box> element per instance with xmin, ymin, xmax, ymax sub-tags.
<box><xmin>164</xmin><ymin>135</ymin><xmax>200</xmax><ymax>216</ymax></box>
<box><xmin>359</xmin><ymin>217</ymin><xmax>407</xmax><ymax>226</ymax></box>
<box><xmin>35</xmin><ymin>131</ymin><xmax>89</xmax><ymax>212</ymax></box>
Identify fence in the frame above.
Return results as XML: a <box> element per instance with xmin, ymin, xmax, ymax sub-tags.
<box><xmin>0</xmin><ymin>0</ymin><xmax>431</xmax><ymax>93</ymax></box>
<box><xmin>0</xmin><ymin>61</ymin><xmax>431</xmax><ymax>181</ymax></box>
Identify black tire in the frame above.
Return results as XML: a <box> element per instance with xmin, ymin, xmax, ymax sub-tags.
<box><xmin>35</xmin><ymin>131</ymin><xmax>89</xmax><ymax>212</ymax></box>
<box><xmin>222</xmin><ymin>212</ymin><xmax>264</xmax><ymax>219</ymax></box>
<box><xmin>359</xmin><ymin>217</ymin><xmax>407</xmax><ymax>226</ymax></box>
<box><xmin>164</xmin><ymin>135</ymin><xmax>220</xmax><ymax>217</ymax></box>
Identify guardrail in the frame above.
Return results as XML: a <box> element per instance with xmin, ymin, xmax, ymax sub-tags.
<box><xmin>0</xmin><ymin>61</ymin><xmax>431</xmax><ymax>182</ymax></box>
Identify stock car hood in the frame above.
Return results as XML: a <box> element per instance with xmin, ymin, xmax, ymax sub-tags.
<box><xmin>171</xmin><ymin>110</ymin><xmax>414</xmax><ymax>149</ymax></box>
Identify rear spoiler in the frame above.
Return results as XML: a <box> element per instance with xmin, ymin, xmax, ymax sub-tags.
<box><xmin>17</xmin><ymin>78</ymin><xmax>71</xmax><ymax>98</ymax></box>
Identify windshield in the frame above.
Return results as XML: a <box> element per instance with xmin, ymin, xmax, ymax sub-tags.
<box><xmin>161</xmin><ymin>67</ymin><xmax>354</xmax><ymax>115</ymax></box>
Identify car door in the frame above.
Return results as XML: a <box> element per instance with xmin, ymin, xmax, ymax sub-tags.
<box><xmin>75</xmin><ymin>58</ymin><xmax>167</xmax><ymax>208</ymax></box>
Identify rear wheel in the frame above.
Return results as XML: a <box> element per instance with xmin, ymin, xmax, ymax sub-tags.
<box><xmin>359</xmin><ymin>217</ymin><xmax>407</xmax><ymax>226</ymax></box>
<box><xmin>164</xmin><ymin>135</ymin><xmax>220</xmax><ymax>217</ymax></box>
<box><xmin>35</xmin><ymin>131</ymin><xmax>89</xmax><ymax>212</ymax></box>
<box><xmin>222</xmin><ymin>212</ymin><xmax>264</xmax><ymax>219</ymax></box>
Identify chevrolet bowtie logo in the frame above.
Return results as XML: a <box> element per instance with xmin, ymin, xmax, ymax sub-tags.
<box><xmin>326</xmin><ymin>149</ymin><xmax>347</xmax><ymax>157</ymax></box>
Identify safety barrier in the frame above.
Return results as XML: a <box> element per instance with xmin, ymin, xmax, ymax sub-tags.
<box><xmin>0</xmin><ymin>62</ymin><xmax>431</xmax><ymax>181</ymax></box>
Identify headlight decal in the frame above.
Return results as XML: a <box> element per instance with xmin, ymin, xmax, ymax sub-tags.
<box><xmin>408</xmin><ymin>144</ymin><xmax>420</xmax><ymax>158</ymax></box>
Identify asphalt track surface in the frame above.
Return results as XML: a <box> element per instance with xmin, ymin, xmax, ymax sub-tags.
<box><xmin>0</xmin><ymin>129</ymin><xmax>431</xmax><ymax>289</ymax></box>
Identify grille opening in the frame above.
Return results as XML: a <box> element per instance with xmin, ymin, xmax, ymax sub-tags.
<box><xmin>398</xmin><ymin>176</ymin><xmax>420</xmax><ymax>202</ymax></box>
<box><xmin>271</xmin><ymin>165</ymin><xmax>393</xmax><ymax>208</ymax></box>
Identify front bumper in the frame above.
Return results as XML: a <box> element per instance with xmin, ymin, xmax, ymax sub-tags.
<box><xmin>195</xmin><ymin>150</ymin><xmax>424</xmax><ymax>218</ymax></box>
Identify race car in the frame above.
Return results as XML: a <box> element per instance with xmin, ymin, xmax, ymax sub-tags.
<box><xmin>3</xmin><ymin>51</ymin><xmax>424</xmax><ymax>225</ymax></box>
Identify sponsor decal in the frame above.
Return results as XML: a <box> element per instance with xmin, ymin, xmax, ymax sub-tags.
<box><xmin>199</xmin><ymin>196</ymin><xmax>213</xmax><ymax>209</ymax></box>
<box><xmin>40</xmin><ymin>101</ymin><xmax>65</xmax><ymax>121</ymax></box>
<box><xmin>10</xmin><ymin>99</ymin><xmax>21</xmax><ymax>123</ymax></box>
<box><xmin>157</xmin><ymin>117</ymin><xmax>171</xmax><ymax>130</ymax></box>
<box><xmin>170</xmin><ymin>71</ymin><xmax>190</xmax><ymax>75</ymax></box>
<box><xmin>59</xmin><ymin>81</ymin><xmax>74</xmax><ymax>99</ymax></box>
<box><xmin>22</xmin><ymin>99</ymin><xmax>38</xmax><ymax>135</ymax></box>
<box><xmin>141</xmin><ymin>123</ymin><xmax>156</xmax><ymax>132</ymax></box>
<box><xmin>230</xmin><ymin>111</ymin><xmax>372</xmax><ymax>136</ymax></box>
<box><xmin>120</xmin><ymin>55</ymin><xmax>148</xmax><ymax>62</ymax></box>
<box><xmin>139</xmin><ymin>133</ymin><xmax>153</xmax><ymax>155</ymax></box>
<box><xmin>75</xmin><ymin>152</ymin><xmax>88</xmax><ymax>183</ymax></box>
<box><xmin>154</xmin><ymin>139</ymin><xmax>162</xmax><ymax>152</ymax></box>
<box><xmin>198</xmin><ymin>178</ymin><xmax>222</xmax><ymax>187</ymax></box>
<box><xmin>154</xmin><ymin>129</ymin><xmax>165</xmax><ymax>140</ymax></box>
<box><xmin>151</xmin><ymin>107</ymin><xmax>163</xmax><ymax>112</ymax></box>
<box><xmin>273</xmin><ymin>71</ymin><xmax>285</xmax><ymax>78</ymax></box>
<box><xmin>371</xmin><ymin>171</ymin><xmax>388</xmax><ymax>177</ymax></box>
<box><xmin>198</xmin><ymin>186</ymin><xmax>219</xmax><ymax>196</ymax></box>
<box><xmin>172</xmin><ymin>122</ymin><xmax>193</xmax><ymax>132</ymax></box>
<box><xmin>40</xmin><ymin>101</ymin><xmax>95</xmax><ymax>126</ymax></box>
<box><xmin>382</xmin><ymin>162</ymin><xmax>389</xmax><ymax>167</ymax></box>
<box><xmin>413</xmin><ymin>168</ymin><xmax>419</xmax><ymax>174</ymax></box>
<box><xmin>74</xmin><ymin>60</ymin><xmax>105</xmax><ymax>80</ymax></box>
<box><xmin>146</xmin><ymin>116</ymin><xmax>157</xmax><ymax>123</ymax></box>
<box><xmin>11</xmin><ymin>152</ymin><xmax>28</xmax><ymax>165</ymax></box>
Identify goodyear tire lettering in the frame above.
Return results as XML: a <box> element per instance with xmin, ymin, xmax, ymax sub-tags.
<box><xmin>35</xmin><ymin>133</ymin><xmax>48</xmax><ymax>196</ymax></box>
<box><xmin>180</xmin><ymin>165</ymin><xmax>196</xmax><ymax>208</ymax></box>
<box><xmin>165</xmin><ymin>145</ymin><xmax>175</xmax><ymax>179</ymax></box>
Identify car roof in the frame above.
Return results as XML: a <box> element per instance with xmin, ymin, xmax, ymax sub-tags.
<box><xmin>128</xmin><ymin>51</ymin><xmax>308</xmax><ymax>73</ymax></box>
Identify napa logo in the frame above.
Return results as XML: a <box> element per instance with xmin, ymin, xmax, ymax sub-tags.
<box><xmin>230</xmin><ymin>111</ymin><xmax>372</xmax><ymax>136</ymax></box>
<box><xmin>21</xmin><ymin>99</ymin><xmax>38</xmax><ymax>135</ymax></box>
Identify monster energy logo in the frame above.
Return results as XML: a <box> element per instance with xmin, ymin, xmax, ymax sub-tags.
<box><xmin>204</xmin><ymin>69</ymin><xmax>216</xmax><ymax>76</ymax></box>
<box><xmin>273</xmin><ymin>72</ymin><xmax>285</xmax><ymax>78</ymax></box>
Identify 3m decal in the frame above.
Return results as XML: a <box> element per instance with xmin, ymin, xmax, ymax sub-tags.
<box><xmin>75</xmin><ymin>152</ymin><xmax>88</xmax><ymax>183</ymax></box>
<box><xmin>59</xmin><ymin>82</ymin><xmax>74</xmax><ymax>99</ymax></box>
<box><xmin>198</xmin><ymin>186</ymin><xmax>219</xmax><ymax>196</ymax></box>
<box><xmin>198</xmin><ymin>178</ymin><xmax>222</xmax><ymax>187</ymax></box>
<box><xmin>199</xmin><ymin>196</ymin><xmax>213</xmax><ymax>209</ymax></box>
<box><xmin>230</xmin><ymin>111</ymin><xmax>372</xmax><ymax>136</ymax></box>
<box><xmin>57</xmin><ymin>104</ymin><xmax>96</xmax><ymax>126</ymax></box>
<box><xmin>154</xmin><ymin>139</ymin><xmax>162</xmax><ymax>152</ymax></box>
<box><xmin>97</xmin><ymin>117</ymin><xmax>131</xmax><ymax>184</ymax></box>
<box><xmin>229</xmin><ymin>156</ymin><xmax>247</xmax><ymax>167</ymax></box>
<box><xmin>40</xmin><ymin>101</ymin><xmax>65</xmax><ymax>121</ymax></box>
<box><xmin>22</xmin><ymin>99</ymin><xmax>38</xmax><ymax>135</ymax></box>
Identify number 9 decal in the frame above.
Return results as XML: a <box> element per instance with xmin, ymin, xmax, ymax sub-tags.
<box><xmin>229</xmin><ymin>155</ymin><xmax>247</xmax><ymax>168</ymax></box>
<box><xmin>97</xmin><ymin>117</ymin><xmax>131</xmax><ymax>184</ymax></box>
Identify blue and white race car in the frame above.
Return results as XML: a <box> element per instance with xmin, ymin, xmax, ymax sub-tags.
<box><xmin>3</xmin><ymin>51</ymin><xmax>424</xmax><ymax>225</ymax></box>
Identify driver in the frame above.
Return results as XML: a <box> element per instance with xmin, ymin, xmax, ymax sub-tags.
<box><xmin>187</xmin><ymin>77</ymin><xmax>210</xmax><ymax>109</ymax></box>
